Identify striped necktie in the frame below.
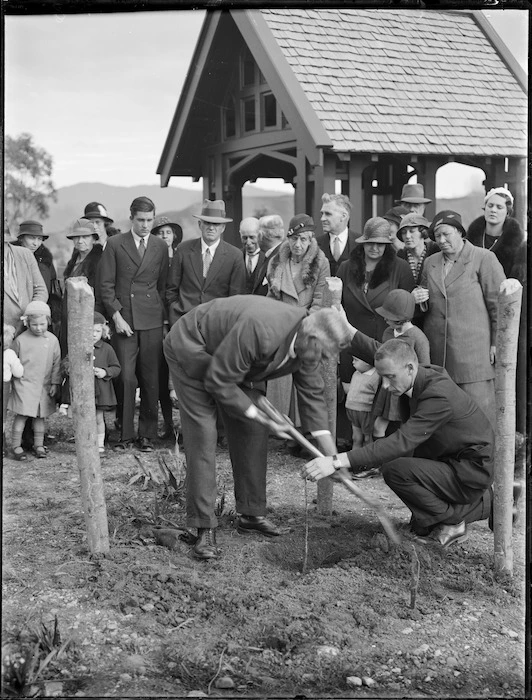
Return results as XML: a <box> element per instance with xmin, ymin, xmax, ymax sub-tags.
<box><xmin>203</xmin><ymin>247</ymin><xmax>212</xmax><ymax>277</ymax></box>
<box><xmin>332</xmin><ymin>236</ymin><xmax>341</xmax><ymax>262</ymax></box>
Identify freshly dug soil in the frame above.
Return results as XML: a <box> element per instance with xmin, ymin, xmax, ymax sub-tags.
<box><xmin>2</xmin><ymin>411</ymin><xmax>526</xmax><ymax>698</ymax></box>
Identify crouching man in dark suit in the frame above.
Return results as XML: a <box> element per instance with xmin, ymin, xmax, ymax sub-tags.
<box><xmin>303</xmin><ymin>335</ymin><xmax>494</xmax><ymax>549</ymax></box>
<box><xmin>163</xmin><ymin>295</ymin><xmax>352</xmax><ymax>560</ymax></box>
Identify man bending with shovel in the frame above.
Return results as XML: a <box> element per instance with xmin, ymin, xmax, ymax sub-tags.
<box><xmin>163</xmin><ymin>295</ymin><xmax>352</xmax><ymax>560</ymax></box>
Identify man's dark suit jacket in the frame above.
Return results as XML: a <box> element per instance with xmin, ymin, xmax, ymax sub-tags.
<box><xmin>166</xmin><ymin>295</ymin><xmax>329</xmax><ymax>432</ymax></box>
<box><xmin>98</xmin><ymin>231</ymin><xmax>168</xmax><ymax>330</ymax></box>
<box><xmin>166</xmin><ymin>238</ymin><xmax>246</xmax><ymax>325</ymax></box>
<box><xmin>244</xmin><ymin>250</ymin><xmax>268</xmax><ymax>295</ymax></box>
<box><xmin>316</xmin><ymin>229</ymin><xmax>360</xmax><ymax>277</ymax></box>
<box><xmin>346</xmin><ymin>331</ymin><xmax>494</xmax><ymax>491</ymax></box>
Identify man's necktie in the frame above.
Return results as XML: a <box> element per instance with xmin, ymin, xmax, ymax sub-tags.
<box><xmin>138</xmin><ymin>237</ymin><xmax>146</xmax><ymax>259</ymax></box>
<box><xmin>203</xmin><ymin>248</ymin><xmax>212</xmax><ymax>278</ymax></box>
<box><xmin>247</xmin><ymin>252</ymin><xmax>259</xmax><ymax>274</ymax></box>
<box><xmin>332</xmin><ymin>236</ymin><xmax>341</xmax><ymax>262</ymax></box>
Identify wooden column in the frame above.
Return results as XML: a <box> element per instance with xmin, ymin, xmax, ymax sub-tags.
<box><xmin>348</xmin><ymin>157</ymin><xmax>366</xmax><ymax>233</ymax></box>
<box><xmin>66</xmin><ymin>277</ymin><xmax>109</xmax><ymax>554</ymax></box>
<box><xmin>294</xmin><ymin>147</ymin><xmax>307</xmax><ymax>214</ymax></box>
<box><xmin>418</xmin><ymin>158</ymin><xmax>440</xmax><ymax>221</ymax></box>
<box><xmin>312</xmin><ymin>152</ymin><xmax>336</xmax><ymax>225</ymax></box>
<box><xmin>493</xmin><ymin>278</ymin><xmax>523</xmax><ymax>578</ymax></box>
<box><xmin>317</xmin><ymin>277</ymin><xmax>343</xmax><ymax>516</ymax></box>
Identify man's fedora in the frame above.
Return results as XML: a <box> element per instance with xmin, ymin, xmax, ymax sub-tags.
<box><xmin>383</xmin><ymin>206</ymin><xmax>408</xmax><ymax>227</ymax></box>
<box><xmin>66</xmin><ymin>218</ymin><xmax>99</xmax><ymax>240</ymax></box>
<box><xmin>17</xmin><ymin>220</ymin><xmax>48</xmax><ymax>241</ymax></box>
<box><xmin>83</xmin><ymin>202</ymin><xmax>114</xmax><ymax>223</ymax></box>
<box><xmin>193</xmin><ymin>199</ymin><xmax>233</xmax><ymax>224</ymax></box>
<box><xmin>396</xmin><ymin>183</ymin><xmax>432</xmax><ymax>204</ymax></box>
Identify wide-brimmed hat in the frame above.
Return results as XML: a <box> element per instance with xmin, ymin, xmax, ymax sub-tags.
<box><xmin>193</xmin><ymin>199</ymin><xmax>232</xmax><ymax>224</ymax></box>
<box><xmin>383</xmin><ymin>206</ymin><xmax>409</xmax><ymax>227</ymax></box>
<box><xmin>152</xmin><ymin>215</ymin><xmax>183</xmax><ymax>243</ymax></box>
<box><xmin>356</xmin><ymin>217</ymin><xmax>394</xmax><ymax>245</ymax></box>
<box><xmin>23</xmin><ymin>300</ymin><xmax>51</xmax><ymax>317</ymax></box>
<box><xmin>429</xmin><ymin>210</ymin><xmax>466</xmax><ymax>239</ymax></box>
<box><xmin>17</xmin><ymin>220</ymin><xmax>49</xmax><ymax>241</ymax></box>
<box><xmin>66</xmin><ymin>218</ymin><xmax>99</xmax><ymax>240</ymax></box>
<box><xmin>376</xmin><ymin>289</ymin><xmax>415</xmax><ymax>322</ymax></box>
<box><xmin>395</xmin><ymin>183</ymin><xmax>432</xmax><ymax>204</ymax></box>
<box><xmin>287</xmin><ymin>214</ymin><xmax>315</xmax><ymax>237</ymax></box>
<box><xmin>83</xmin><ymin>202</ymin><xmax>113</xmax><ymax>223</ymax></box>
<box><xmin>397</xmin><ymin>213</ymin><xmax>430</xmax><ymax>241</ymax></box>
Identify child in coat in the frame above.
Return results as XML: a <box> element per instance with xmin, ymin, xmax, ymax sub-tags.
<box><xmin>345</xmin><ymin>356</ymin><xmax>380</xmax><ymax>447</ymax></box>
<box><xmin>9</xmin><ymin>301</ymin><xmax>61</xmax><ymax>460</ymax></box>
<box><xmin>3</xmin><ymin>324</ymin><xmax>24</xmax><ymax>443</ymax></box>
<box><xmin>92</xmin><ymin>312</ymin><xmax>121</xmax><ymax>452</ymax></box>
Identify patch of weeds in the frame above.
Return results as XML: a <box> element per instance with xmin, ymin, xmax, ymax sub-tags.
<box><xmin>1</xmin><ymin>616</ymin><xmax>75</xmax><ymax>698</ymax></box>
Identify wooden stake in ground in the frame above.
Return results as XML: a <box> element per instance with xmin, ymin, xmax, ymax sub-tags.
<box><xmin>493</xmin><ymin>278</ymin><xmax>522</xmax><ymax>578</ymax></box>
<box><xmin>317</xmin><ymin>277</ymin><xmax>343</xmax><ymax>516</ymax></box>
<box><xmin>66</xmin><ymin>277</ymin><xmax>110</xmax><ymax>554</ymax></box>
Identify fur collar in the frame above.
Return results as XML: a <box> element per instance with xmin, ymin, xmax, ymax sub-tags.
<box><xmin>13</xmin><ymin>241</ymin><xmax>54</xmax><ymax>267</ymax></box>
<box><xmin>466</xmin><ymin>216</ymin><xmax>523</xmax><ymax>276</ymax></box>
<box><xmin>268</xmin><ymin>238</ymin><xmax>322</xmax><ymax>299</ymax></box>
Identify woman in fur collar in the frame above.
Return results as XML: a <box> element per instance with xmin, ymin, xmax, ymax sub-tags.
<box><xmin>466</xmin><ymin>187</ymin><xmax>524</xmax><ymax>277</ymax></box>
<box><xmin>267</xmin><ymin>214</ymin><xmax>330</xmax><ymax>311</ymax></box>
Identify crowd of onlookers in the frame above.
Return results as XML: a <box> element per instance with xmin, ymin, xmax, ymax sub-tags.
<box><xmin>3</xmin><ymin>184</ymin><xmax>525</xmax><ymax>463</ymax></box>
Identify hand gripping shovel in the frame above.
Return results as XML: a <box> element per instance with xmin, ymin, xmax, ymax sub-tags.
<box><xmin>256</xmin><ymin>396</ymin><xmax>401</xmax><ymax>545</ymax></box>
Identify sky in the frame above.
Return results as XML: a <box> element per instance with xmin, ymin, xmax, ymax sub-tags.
<box><xmin>4</xmin><ymin>8</ymin><xmax>529</xmax><ymax>197</ymax></box>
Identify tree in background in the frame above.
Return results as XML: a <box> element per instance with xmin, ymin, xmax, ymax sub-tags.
<box><xmin>5</xmin><ymin>133</ymin><xmax>57</xmax><ymax>234</ymax></box>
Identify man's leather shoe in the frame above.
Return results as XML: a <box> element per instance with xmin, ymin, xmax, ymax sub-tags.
<box><xmin>193</xmin><ymin>528</ymin><xmax>220</xmax><ymax>560</ymax></box>
<box><xmin>431</xmin><ymin>520</ymin><xmax>469</xmax><ymax>548</ymax></box>
<box><xmin>159</xmin><ymin>424</ymin><xmax>175</xmax><ymax>440</ymax></box>
<box><xmin>237</xmin><ymin>515</ymin><xmax>283</xmax><ymax>537</ymax></box>
<box><xmin>136</xmin><ymin>437</ymin><xmax>154</xmax><ymax>452</ymax></box>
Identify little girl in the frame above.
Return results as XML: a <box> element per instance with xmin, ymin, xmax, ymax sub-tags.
<box><xmin>3</xmin><ymin>324</ymin><xmax>24</xmax><ymax>444</ymax></box>
<box><xmin>9</xmin><ymin>301</ymin><xmax>61</xmax><ymax>460</ymax></box>
<box><xmin>92</xmin><ymin>312</ymin><xmax>121</xmax><ymax>453</ymax></box>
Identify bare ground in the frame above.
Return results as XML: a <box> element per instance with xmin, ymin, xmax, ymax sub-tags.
<box><xmin>1</xmin><ymin>410</ymin><xmax>526</xmax><ymax>698</ymax></box>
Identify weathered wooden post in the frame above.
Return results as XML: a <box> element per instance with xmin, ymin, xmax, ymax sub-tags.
<box><xmin>493</xmin><ymin>278</ymin><xmax>522</xmax><ymax>578</ymax></box>
<box><xmin>67</xmin><ymin>277</ymin><xmax>109</xmax><ymax>554</ymax></box>
<box><xmin>317</xmin><ymin>277</ymin><xmax>343</xmax><ymax>515</ymax></box>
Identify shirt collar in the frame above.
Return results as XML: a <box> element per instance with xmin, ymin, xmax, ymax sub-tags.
<box><xmin>265</xmin><ymin>241</ymin><xmax>282</xmax><ymax>258</ymax></box>
<box><xmin>331</xmin><ymin>228</ymin><xmax>348</xmax><ymax>243</ymax></box>
<box><xmin>131</xmin><ymin>230</ymin><xmax>150</xmax><ymax>246</ymax></box>
<box><xmin>201</xmin><ymin>237</ymin><xmax>221</xmax><ymax>255</ymax></box>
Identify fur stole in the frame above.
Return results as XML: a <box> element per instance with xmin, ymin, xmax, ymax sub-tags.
<box><xmin>64</xmin><ymin>244</ymin><xmax>103</xmax><ymax>285</ymax></box>
<box><xmin>466</xmin><ymin>216</ymin><xmax>524</xmax><ymax>277</ymax></box>
<box><xmin>268</xmin><ymin>238</ymin><xmax>323</xmax><ymax>299</ymax></box>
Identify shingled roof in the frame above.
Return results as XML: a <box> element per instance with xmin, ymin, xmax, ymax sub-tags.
<box><xmin>260</xmin><ymin>8</ymin><xmax>527</xmax><ymax>157</ymax></box>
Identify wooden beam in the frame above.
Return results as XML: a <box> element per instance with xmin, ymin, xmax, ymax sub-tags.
<box><xmin>294</xmin><ymin>147</ymin><xmax>307</xmax><ymax>214</ymax></box>
<box><xmin>348</xmin><ymin>156</ymin><xmax>369</xmax><ymax>233</ymax></box>
<box><xmin>312</xmin><ymin>153</ymin><xmax>336</xmax><ymax>225</ymax></box>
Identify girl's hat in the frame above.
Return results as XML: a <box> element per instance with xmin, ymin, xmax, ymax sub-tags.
<box><xmin>18</xmin><ymin>220</ymin><xmax>49</xmax><ymax>241</ymax></box>
<box><xmin>94</xmin><ymin>312</ymin><xmax>107</xmax><ymax>325</ymax></box>
<box><xmin>23</xmin><ymin>300</ymin><xmax>51</xmax><ymax>317</ymax></box>
<box><xmin>376</xmin><ymin>289</ymin><xmax>415</xmax><ymax>321</ymax></box>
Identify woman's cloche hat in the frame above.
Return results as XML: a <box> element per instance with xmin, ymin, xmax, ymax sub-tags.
<box><xmin>397</xmin><ymin>213</ymin><xmax>430</xmax><ymax>241</ymax></box>
<box><xmin>287</xmin><ymin>214</ymin><xmax>315</xmax><ymax>237</ymax></box>
<box><xmin>396</xmin><ymin>183</ymin><xmax>432</xmax><ymax>204</ymax></box>
<box><xmin>356</xmin><ymin>217</ymin><xmax>394</xmax><ymax>244</ymax></box>
<box><xmin>83</xmin><ymin>202</ymin><xmax>114</xmax><ymax>223</ymax></box>
<box><xmin>17</xmin><ymin>220</ymin><xmax>49</xmax><ymax>241</ymax></box>
<box><xmin>152</xmin><ymin>215</ymin><xmax>183</xmax><ymax>244</ymax></box>
<box><xmin>429</xmin><ymin>210</ymin><xmax>466</xmax><ymax>239</ymax></box>
<box><xmin>66</xmin><ymin>218</ymin><xmax>99</xmax><ymax>240</ymax></box>
<box><xmin>193</xmin><ymin>199</ymin><xmax>233</xmax><ymax>224</ymax></box>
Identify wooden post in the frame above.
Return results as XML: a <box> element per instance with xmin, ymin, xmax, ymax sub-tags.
<box><xmin>317</xmin><ymin>277</ymin><xmax>343</xmax><ymax>515</ymax></box>
<box><xmin>493</xmin><ymin>278</ymin><xmax>522</xmax><ymax>578</ymax></box>
<box><xmin>66</xmin><ymin>277</ymin><xmax>110</xmax><ymax>554</ymax></box>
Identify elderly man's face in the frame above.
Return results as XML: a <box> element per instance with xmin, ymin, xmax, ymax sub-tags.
<box><xmin>320</xmin><ymin>202</ymin><xmax>347</xmax><ymax>235</ymax></box>
<box><xmin>240</xmin><ymin>223</ymin><xmax>260</xmax><ymax>254</ymax></box>
<box><xmin>401</xmin><ymin>202</ymin><xmax>425</xmax><ymax>215</ymax></box>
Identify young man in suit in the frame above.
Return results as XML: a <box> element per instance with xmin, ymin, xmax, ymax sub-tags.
<box><xmin>239</xmin><ymin>217</ymin><xmax>265</xmax><ymax>295</ymax></box>
<box><xmin>163</xmin><ymin>296</ymin><xmax>353</xmax><ymax>560</ymax></box>
<box><xmin>317</xmin><ymin>193</ymin><xmax>360</xmax><ymax>277</ymax></box>
<box><xmin>166</xmin><ymin>200</ymin><xmax>246</xmax><ymax>325</ymax></box>
<box><xmin>303</xmin><ymin>336</ymin><xmax>494</xmax><ymax>549</ymax></box>
<box><xmin>98</xmin><ymin>196</ymin><xmax>168</xmax><ymax>452</ymax></box>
